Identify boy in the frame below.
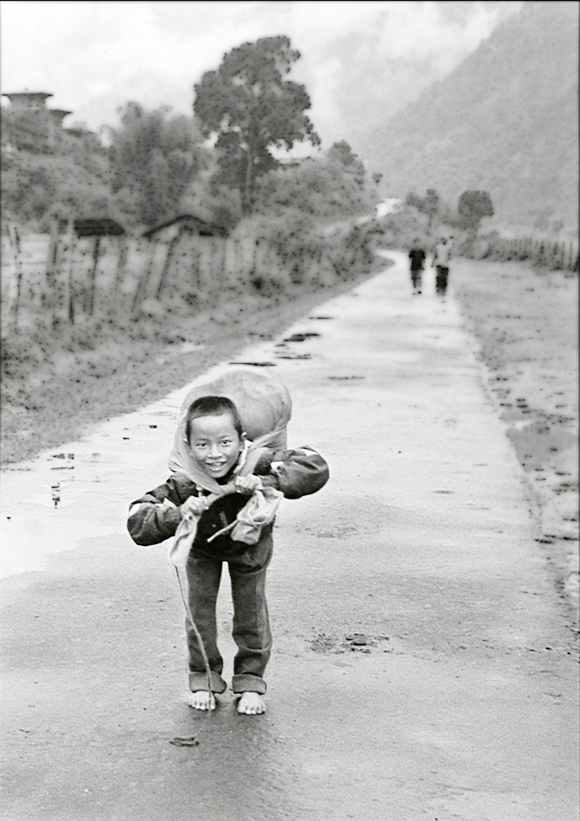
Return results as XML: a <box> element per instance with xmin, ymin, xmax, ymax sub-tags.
<box><xmin>127</xmin><ymin>395</ymin><xmax>329</xmax><ymax>715</ymax></box>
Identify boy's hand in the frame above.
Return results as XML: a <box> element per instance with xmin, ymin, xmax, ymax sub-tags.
<box><xmin>233</xmin><ymin>475</ymin><xmax>263</xmax><ymax>495</ymax></box>
<box><xmin>180</xmin><ymin>496</ymin><xmax>209</xmax><ymax>518</ymax></box>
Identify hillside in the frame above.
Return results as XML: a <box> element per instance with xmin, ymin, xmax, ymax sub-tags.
<box><xmin>356</xmin><ymin>1</ymin><xmax>579</xmax><ymax>235</ymax></box>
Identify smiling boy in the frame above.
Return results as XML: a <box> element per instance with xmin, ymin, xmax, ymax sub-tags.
<box><xmin>127</xmin><ymin>395</ymin><xmax>329</xmax><ymax>715</ymax></box>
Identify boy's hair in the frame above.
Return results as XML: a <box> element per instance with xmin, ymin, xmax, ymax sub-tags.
<box><xmin>185</xmin><ymin>395</ymin><xmax>243</xmax><ymax>443</ymax></box>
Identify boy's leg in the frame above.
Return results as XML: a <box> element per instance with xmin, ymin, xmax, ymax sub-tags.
<box><xmin>185</xmin><ymin>553</ymin><xmax>227</xmax><ymax>695</ymax></box>
<box><xmin>228</xmin><ymin>534</ymin><xmax>273</xmax><ymax>698</ymax></box>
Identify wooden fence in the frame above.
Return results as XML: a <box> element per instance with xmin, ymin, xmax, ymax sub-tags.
<box><xmin>1</xmin><ymin>221</ymin><xmax>373</xmax><ymax>334</ymax></box>
<box><xmin>460</xmin><ymin>234</ymin><xmax>579</xmax><ymax>273</ymax></box>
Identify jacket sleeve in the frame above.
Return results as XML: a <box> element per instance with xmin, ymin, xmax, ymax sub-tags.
<box><xmin>127</xmin><ymin>473</ymin><xmax>194</xmax><ymax>546</ymax></box>
<box><xmin>257</xmin><ymin>446</ymin><xmax>329</xmax><ymax>500</ymax></box>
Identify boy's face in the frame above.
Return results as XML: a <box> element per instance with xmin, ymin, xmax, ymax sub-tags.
<box><xmin>188</xmin><ymin>412</ymin><xmax>243</xmax><ymax>479</ymax></box>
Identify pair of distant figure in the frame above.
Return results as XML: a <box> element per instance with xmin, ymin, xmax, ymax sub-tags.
<box><xmin>408</xmin><ymin>237</ymin><xmax>452</xmax><ymax>296</ymax></box>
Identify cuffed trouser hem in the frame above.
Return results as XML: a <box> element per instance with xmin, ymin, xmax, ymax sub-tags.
<box><xmin>232</xmin><ymin>673</ymin><xmax>267</xmax><ymax>695</ymax></box>
<box><xmin>189</xmin><ymin>671</ymin><xmax>227</xmax><ymax>694</ymax></box>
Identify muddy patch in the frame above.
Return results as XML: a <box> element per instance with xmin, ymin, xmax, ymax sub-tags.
<box><xmin>453</xmin><ymin>259</ymin><xmax>579</xmax><ymax>618</ymax></box>
<box><xmin>309</xmin><ymin>632</ymin><xmax>391</xmax><ymax>654</ymax></box>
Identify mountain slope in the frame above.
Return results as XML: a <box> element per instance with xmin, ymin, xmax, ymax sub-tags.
<box><xmin>356</xmin><ymin>1</ymin><xmax>579</xmax><ymax>234</ymax></box>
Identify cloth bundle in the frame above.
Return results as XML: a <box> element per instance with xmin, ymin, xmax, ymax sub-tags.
<box><xmin>168</xmin><ymin>369</ymin><xmax>291</xmax><ymax>566</ymax></box>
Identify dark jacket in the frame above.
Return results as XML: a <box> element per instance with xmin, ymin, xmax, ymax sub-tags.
<box><xmin>408</xmin><ymin>248</ymin><xmax>426</xmax><ymax>270</ymax></box>
<box><xmin>127</xmin><ymin>447</ymin><xmax>329</xmax><ymax>555</ymax></box>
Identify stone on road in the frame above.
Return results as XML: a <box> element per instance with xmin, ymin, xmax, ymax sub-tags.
<box><xmin>1</xmin><ymin>253</ymin><xmax>577</xmax><ymax>821</ymax></box>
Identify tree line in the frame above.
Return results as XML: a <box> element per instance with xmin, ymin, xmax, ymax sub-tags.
<box><xmin>405</xmin><ymin>188</ymin><xmax>494</xmax><ymax>235</ymax></box>
<box><xmin>2</xmin><ymin>36</ymin><xmax>380</xmax><ymax>233</ymax></box>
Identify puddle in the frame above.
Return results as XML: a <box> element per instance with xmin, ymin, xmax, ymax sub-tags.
<box><xmin>328</xmin><ymin>375</ymin><xmax>365</xmax><ymax>381</ymax></box>
<box><xmin>229</xmin><ymin>362</ymin><xmax>277</xmax><ymax>367</ymax></box>
<box><xmin>282</xmin><ymin>332</ymin><xmax>321</xmax><ymax>343</ymax></box>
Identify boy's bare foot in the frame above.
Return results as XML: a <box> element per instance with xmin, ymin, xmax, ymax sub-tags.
<box><xmin>187</xmin><ymin>691</ymin><xmax>216</xmax><ymax>711</ymax></box>
<box><xmin>237</xmin><ymin>692</ymin><xmax>266</xmax><ymax>715</ymax></box>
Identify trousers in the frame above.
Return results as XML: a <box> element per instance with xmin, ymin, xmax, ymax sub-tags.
<box><xmin>435</xmin><ymin>265</ymin><xmax>449</xmax><ymax>293</ymax></box>
<box><xmin>410</xmin><ymin>267</ymin><xmax>423</xmax><ymax>290</ymax></box>
<box><xmin>185</xmin><ymin>529</ymin><xmax>273</xmax><ymax>695</ymax></box>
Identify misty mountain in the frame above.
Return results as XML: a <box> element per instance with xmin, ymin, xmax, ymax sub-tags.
<box><xmin>355</xmin><ymin>1</ymin><xmax>579</xmax><ymax>234</ymax></box>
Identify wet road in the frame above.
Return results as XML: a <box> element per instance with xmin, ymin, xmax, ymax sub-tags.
<box><xmin>1</xmin><ymin>253</ymin><xmax>578</xmax><ymax>821</ymax></box>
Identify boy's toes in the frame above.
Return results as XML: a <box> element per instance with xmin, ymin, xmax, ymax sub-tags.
<box><xmin>187</xmin><ymin>691</ymin><xmax>215</xmax><ymax>711</ymax></box>
<box><xmin>237</xmin><ymin>692</ymin><xmax>266</xmax><ymax>715</ymax></box>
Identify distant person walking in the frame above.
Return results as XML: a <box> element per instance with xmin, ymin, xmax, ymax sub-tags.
<box><xmin>408</xmin><ymin>239</ymin><xmax>426</xmax><ymax>295</ymax></box>
<box><xmin>433</xmin><ymin>237</ymin><xmax>452</xmax><ymax>295</ymax></box>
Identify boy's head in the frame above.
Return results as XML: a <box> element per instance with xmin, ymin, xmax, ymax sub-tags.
<box><xmin>185</xmin><ymin>396</ymin><xmax>244</xmax><ymax>479</ymax></box>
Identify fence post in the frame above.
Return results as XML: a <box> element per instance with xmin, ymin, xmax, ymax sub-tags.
<box><xmin>7</xmin><ymin>222</ymin><xmax>23</xmax><ymax>333</ymax></box>
<box><xmin>132</xmin><ymin>239</ymin><xmax>156</xmax><ymax>314</ymax></box>
<box><xmin>88</xmin><ymin>235</ymin><xmax>101</xmax><ymax>316</ymax></box>
<box><xmin>44</xmin><ymin>216</ymin><xmax>61</xmax><ymax>326</ymax></box>
<box><xmin>114</xmin><ymin>234</ymin><xmax>129</xmax><ymax>292</ymax></box>
<box><xmin>156</xmin><ymin>234</ymin><xmax>180</xmax><ymax>299</ymax></box>
<box><xmin>64</xmin><ymin>219</ymin><xmax>76</xmax><ymax>324</ymax></box>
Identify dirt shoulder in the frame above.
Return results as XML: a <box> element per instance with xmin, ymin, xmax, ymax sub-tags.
<box><xmin>451</xmin><ymin>257</ymin><xmax>579</xmax><ymax>619</ymax></box>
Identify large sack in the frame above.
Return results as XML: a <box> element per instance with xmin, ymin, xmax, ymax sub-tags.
<box><xmin>168</xmin><ymin>368</ymin><xmax>292</xmax><ymax>484</ymax></box>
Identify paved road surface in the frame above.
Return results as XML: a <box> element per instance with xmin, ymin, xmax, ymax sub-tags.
<box><xmin>1</xmin><ymin>253</ymin><xmax>578</xmax><ymax>821</ymax></box>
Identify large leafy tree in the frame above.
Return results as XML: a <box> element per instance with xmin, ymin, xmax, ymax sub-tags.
<box><xmin>458</xmin><ymin>190</ymin><xmax>494</xmax><ymax>233</ymax></box>
<box><xmin>193</xmin><ymin>35</ymin><xmax>320</xmax><ymax>213</ymax></box>
<box><xmin>108</xmin><ymin>103</ymin><xmax>208</xmax><ymax>226</ymax></box>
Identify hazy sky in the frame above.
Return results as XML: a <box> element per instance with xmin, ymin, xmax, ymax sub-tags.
<box><xmin>1</xmin><ymin>0</ymin><xmax>523</xmax><ymax>152</ymax></box>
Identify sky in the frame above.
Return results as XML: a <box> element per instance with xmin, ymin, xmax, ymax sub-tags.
<box><xmin>1</xmin><ymin>0</ymin><xmax>523</xmax><ymax>154</ymax></box>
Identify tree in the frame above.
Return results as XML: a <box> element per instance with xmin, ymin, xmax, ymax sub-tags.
<box><xmin>424</xmin><ymin>189</ymin><xmax>440</xmax><ymax>227</ymax></box>
<box><xmin>327</xmin><ymin>140</ymin><xmax>366</xmax><ymax>190</ymax></box>
<box><xmin>405</xmin><ymin>189</ymin><xmax>440</xmax><ymax>227</ymax></box>
<box><xmin>405</xmin><ymin>191</ymin><xmax>425</xmax><ymax>211</ymax></box>
<box><xmin>458</xmin><ymin>190</ymin><xmax>494</xmax><ymax>234</ymax></box>
<box><xmin>193</xmin><ymin>35</ymin><xmax>320</xmax><ymax>213</ymax></box>
<box><xmin>253</xmin><ymin>156</ymin><xmax>375</xmax><ymax>219</ymax></box>
<box><xmin>108</xmin><ymin>103</ymin><xmax>208</xmax><ymax>226</ymax></box>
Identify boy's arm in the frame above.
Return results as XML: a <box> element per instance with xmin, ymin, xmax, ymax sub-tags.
<box><xmin>127</xmin><ymin>473</ymin><xmax>194</xmax><ymax>546</ymax></box>
<box><xmin>254</xmin><ymin>447</ymin><xmax>329</xmax><ymax>499</ymax></box>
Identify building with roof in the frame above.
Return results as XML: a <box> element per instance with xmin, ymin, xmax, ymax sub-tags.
<box><xmin>142</xmin><ymin>214</ymin><xmax>229</xmax><ymax>241</ymax></box>
<box><xmin>2</xmin><ymin>90</ymin><xmax>74</xmax><ymax>151</ymax></box>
